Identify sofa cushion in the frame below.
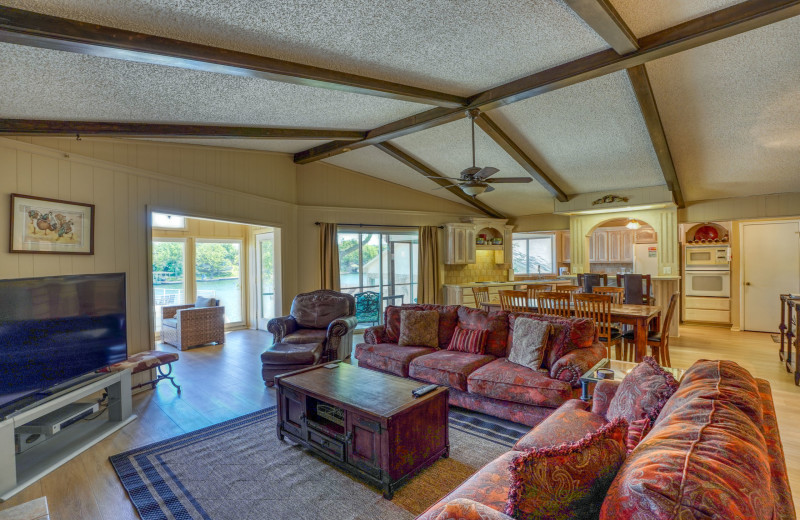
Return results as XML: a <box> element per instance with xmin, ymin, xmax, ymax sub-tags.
<box><xmin>655</xmin><ymin>359</ymin><xmax>763</xmax><ymax>427</ymax></box>
<box><xmin>354</xmin><ymin>343</ymin><xmax>435</xmax><ymax>377</ymax></box>
<box><xmin>601</xmin><ymin>400</ymin><xmax>773</xmax><ymax>520</ymax></box>
<box><xmin>506</xmin><ymin>418</ymin><xmax>628</xmax><ymax>520</ymax></box>
<box><xmin>507</xmin><ymin>317</ymin><xmax>550</xmax><ymax>371</ymax></box>
<box><xmin>398</xmin><ymin>309</ymin><xmax>439</xmax><ymax>348</ymax></box>
<box><xmin>283</xmin><ymin>328</ymin><xmax>328</xmax><ymax>345</ymax></box>
<box><xmin>467</xmin><ymin>358</ymin><xmax>572</xmax><ymax>408</ymax></box>
<box><xmin>447</xmin><ymin>326</ymin><xmax>489</xmax><ymax>354</ymax></box>
<box><xmin>507</xmin><ymin>313</ymin><xmax>596</xmax><ymax>369</ymax></box>
<box><xmin>416</xmin><ymin>451</ymin><xmax>518</xmax><ymax>520</ymax></box>
<box><xmin>513</xmin><ymin>399</ymin><xmax>607</xmax><ymax>451</ymax></box>
<box><xmin>409</xmin><ymin>350</ymin><xmax>496</xmax><ymax>391</ymax></box>
<box><xmin>434</xmin><ymin>499</ymin><xmax>513</xmax><ymax>520</ymax></box>
<box><xmin>384</xmin><ymin>305</ymin><xmax>460</xmax><ymax>349</ymax></box>
<box><xmin>456</xmin><ymin>307</ymin><xmax>509</xmax><ymax>358</ymax></box>
<box><xmin>606</xmin><ymin>356</ymin><xmax>679</xmax><ymax>426</ymax></box>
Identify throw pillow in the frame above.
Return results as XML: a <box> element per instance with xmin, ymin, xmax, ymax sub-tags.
<box><xmin>447</xmin><ymin>325</ymin><xmax>489</xmax><ymax>355</ymax></box>
<box><xmin>398</xmin><ymin>309</ymin><xmax>439</xmax><ymax>348</ymax></box>
<box><xmin>505</xmin><ymin>418</ymin><xmax>629</xmax><ymax>520</ymax></box>
<box><xmin>507</xmin><ymin>317</ymin><xmax>551</xmax><ymax>371</ymax></box>
<box><xmin>625</xmin><ymin>417</ymin><xmax>652</xmax><ymax>452</ymax></box>
<box><xmin>606</xmin><ymin>356</ymin><xmax>679</xmax><ymax>427</ymax></box>
<box><xmin>195</xmin><ymin>295</ymin><xmax>216</xmax><ymax>307</ymax></box>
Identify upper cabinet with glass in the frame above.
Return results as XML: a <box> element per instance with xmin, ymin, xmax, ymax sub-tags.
<box><xmin>444</xmin><ymin>218</ymin><xmax>512</xmax><ymax>265</ymax></box>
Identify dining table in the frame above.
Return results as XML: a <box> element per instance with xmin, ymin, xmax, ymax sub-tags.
<box><xmin>480</xmin><ymin>300</ymin><xmax>662</xmax><ymax>362</ymax></box>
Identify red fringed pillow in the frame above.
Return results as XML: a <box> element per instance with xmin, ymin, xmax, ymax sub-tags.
<box><xmin>447</xmin><ymin>326</ymin><xmax>489</xmax><ymax>355</ymax></box>
<box><xmin>606</xmin><ymin>356</ymin><xmax>679</xmax><ymax>425</ymax></box>
<box><xmin>505</xmin><ymin>418</ymin><xmax>628</xmax><ymax>520</ymax></box>
<box><xmin>625</xmin><ymin>417</ymin><xmax>652</xmax><ymax>452</ymax></box>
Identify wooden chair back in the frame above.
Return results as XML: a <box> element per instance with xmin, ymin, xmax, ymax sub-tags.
<box><xmin>653</xmin><ymin>292</ymin><xmax>680</xmax><ymax>367</ymax></box>
<box><xmin>616</xmin><ymin>274</ymin><xmax>653</xmax><ymax>304</ymax></box>
<box><xmin>555</xmin><ymin>285</ymin><xmax>582</xmax><ymax>294</ymax></box>
<box><xmin>540</xmin><ymin>274</ymin><xmax>558</xmax><ymax>279</ymax></box>
<box><xmin>472</xmin><ymin>286</ymin><xmax>490</xmax><ymax>307</ymax></box>
<box><xmin>499</xmin><ymin>290</ymin><xmax>530</xmax><ymax>312</ymax></box>
<box><xmin>537</xmin><ymin>291</ymin><xmax>571</xmax><ymax>318</ymax></box>
<box><xmin>592</xmin><ymin>286</ymin><xmax>624</xmax><ymax>304</ymax></box>
<box><xmin>577</xmin><ymin>273</ymin><xmax>608</xmax><ymax>286</ymax></box>
<box><xmin>574</xmin><ymin>293</ymin><xmax>614</xmax><ymax>344</ymax></box>
<box><xmin>517</xmin><ymin>284</ymin><xmax>552</xmax><ymax>301</ymax></box>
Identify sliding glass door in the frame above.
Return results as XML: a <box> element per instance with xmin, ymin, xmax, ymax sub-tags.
<box><xmin>152</xmin><ymin>239</ymin><xmax>186</xmax><ymax>333</ymax></box>
<box><xmin>256</xmin><ymin>232</ymin><xmax>276</xmax><ymax>330</ymax></box>
<box><xmin>338</xmin><ymin>230</ymin><xmax>419</xmax><ymax>327</ymax></box>
<box><xmin>195</xmin><ymin>239</ymin><xmax>244</xmax><ymax>326</ymax></box>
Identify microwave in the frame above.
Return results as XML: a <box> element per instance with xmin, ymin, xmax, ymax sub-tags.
<box><xmin>685</xmin><ymin>246</ymin><xmax>730</xmax><ymax>269</ymax></box>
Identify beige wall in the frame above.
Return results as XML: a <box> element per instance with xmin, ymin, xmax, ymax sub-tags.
<box><xmin>679</xmin><ymin>192</ymin><xmax>800</xmax><ymax>223</ymax></box>
<box><xmin>0</xmin><ymin>137</ymin><xmax>480</xmax><ymax>359</ymax></box>
<box><xmin>510</xmin><ymin>212</ymin><xmax>570</xmax><ymax>232</ymax></box>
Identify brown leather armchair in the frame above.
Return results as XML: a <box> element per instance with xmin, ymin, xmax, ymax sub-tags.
<box><xmin>267</xmin><ymin>290</ymin><xmax>358</xmax><ymax>362</ymax></box>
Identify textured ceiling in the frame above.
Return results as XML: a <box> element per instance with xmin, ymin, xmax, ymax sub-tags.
<box><xmin>3</xmin><ymin>0</ymin><xmax>609</xmax><ymax>97</ymax></box>
<box><xmin>392</xmin><ymin>119</ymin><xmax>556</xmax><ymax>216</ymax></box>
<box><xmin>321</xmin><ymin>147</ymin><xmax>472</xmax><ymax>207</ymax></box>
<box><xmin>139</xmin><ymin>138</ymin><xmax>330</xmax><ymax>154</ymax></box>
<box><xmin>646</xmin><ymin>16</ymin><xmax>800</xmax><ymax>201</ymax></box>
<box><xmin>610</xmin><ymin>0</ymin><xmax>745</xmax><ymax>37</ymax></box>
<box><xmin>0</xmin><ymin>43</ymin><xmax>424</xmax><ymax>127</ymax></box>
<box><xmin>490</xmin><ymin>71</ymin><xmax>664</xmax><ymax>195</ymax></box>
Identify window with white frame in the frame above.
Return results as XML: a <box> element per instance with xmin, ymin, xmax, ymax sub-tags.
<box><xmin>512</xmin><ymin>233</ymin><xmax>555</xmax><ymax>274</ymax></box>
<box><xmin>152</xmin><ymin>212</ymin><xmax>186</xmax><ymax>230</ymax></box>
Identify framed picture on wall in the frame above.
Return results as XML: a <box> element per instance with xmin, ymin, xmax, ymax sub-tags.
<box><xmin>9</xmin><ymin>193</ymin><xmax>95</xmax><ymax>255</ymax></box>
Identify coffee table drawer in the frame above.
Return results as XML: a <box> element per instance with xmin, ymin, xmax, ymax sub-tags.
<box><xmin>308</xmin><ymin>428</ymin><xmax>345</xmax><ymax>461</ymax></box>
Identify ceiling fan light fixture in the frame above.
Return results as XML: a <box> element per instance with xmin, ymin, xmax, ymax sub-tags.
<box><xmin>626</xmin><ymin>219</ymin><xmax>642</xmax><ymax>230</ymax></box>
<box><xmin>461</xmin><ymin>183</ymin><xmax>488</xmax><ymax>196</ymax></box>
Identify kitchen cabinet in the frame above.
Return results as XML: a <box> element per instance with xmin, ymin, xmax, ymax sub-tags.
<box><xmin>622</xmin><ymin>230</ymin><xmax>634</xmax><ymax>262</ymax></box>
<box><xmin>634</xmin><ymin>228</ymin><xmax>657</xmax><ymax>244</ymax></box>
<box><xmin>589</xmin><ymin>227</ymin><xmax>634</xmax><ymax>263</ymax></box>
<box><xmin>607</xmin><ymin>230</ymin><xmax>622</xmax><ymax>262</ymax></box>
<box><xmin>593</xmin><ymin>230</ymin><xmax>608</xmax><ymax>262</ymax></box>
<box><xmin>560</xmin><ymin>232</ymin><xmax>570</xmax><ymax>263</ymax></box>
<box><xmin>445</xmin><ymin>220</ymin><xmax>510</xmax><ymax>265</ymax></box>
<box><xmin>445</xmin><ymin>224</ymin><xmax>474</xmax><ymax>264</ymax></box>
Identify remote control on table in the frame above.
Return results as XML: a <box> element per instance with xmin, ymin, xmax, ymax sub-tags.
<box><xmin>412</xmin><ymin>384</ymin><xmax>438</xmax><ymax>398</ymax></box>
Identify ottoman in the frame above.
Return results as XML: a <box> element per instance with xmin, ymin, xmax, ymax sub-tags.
<box><xmin>261</xmin><ymin>342</ymin><xmax>325</xmax><ymax>386</ymax></box>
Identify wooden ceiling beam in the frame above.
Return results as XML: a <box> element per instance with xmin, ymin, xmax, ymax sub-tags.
<box><xmin>296</xmin><ymin>0</ymin><xmax>800</xmax><ymax>164</ymax></box>
<box><xmin>0</xmin><ymin>119</ymin><xmax>366</xmax><ymax>140</ymax></box>
<box><xmin>563</xmin><ymin>0</ymin><xmax>638</xmax><ymax>54</ymax></box>
<box><xmin>0</xmin><ymin>6</ymin><xmax>467</xmax><ymax>108</ymax></box>
<box><xmin>626</xmin><ymin>65</ymin><xmax>685</xmax><ymax>208</ymax></box>
<box><xmin>374</xmin><ymin>142</ymin><xmax>506</xmax><ymax>219</ymax></box>
<box><xmin>474</xmin><ymin>113</ymin><xmax>568</xmax><ymax>202</ymax></box>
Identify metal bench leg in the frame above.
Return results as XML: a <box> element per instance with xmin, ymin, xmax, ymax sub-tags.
<box><xmin>157</xmin><ymin>363</ymin><xmax>182</xmax><ymax>394</ymax></box>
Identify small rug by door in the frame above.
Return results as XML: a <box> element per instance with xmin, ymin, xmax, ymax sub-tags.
<box><xmin>110</xmin><ymin>406</ymin><xmax>527</xmax><ymax>520</ymax></box>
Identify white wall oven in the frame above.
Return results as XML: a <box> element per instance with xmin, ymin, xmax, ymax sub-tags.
<box><xmin>685</xmin><ymin>270</ymin><xmax>731</xmax><ymax>298</ymax></box>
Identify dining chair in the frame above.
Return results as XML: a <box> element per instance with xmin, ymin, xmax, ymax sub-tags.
<box><xmin>518</xmin><ymin>284</ymin><xmax>552</xmax><ymax>302</ymax></box>
<box><xmin>540</xmin><ymin>274</ymin><xmax>558</xmax><ymax>280</ymax></box>
<box><xmin>616</xmin><ymin>274</ymin><xmax>653</xmax><ymax>305</ymax></box>
<box><xmin>537</xmin><ymin>291</ymin><xmax>571</xmax><ymax>318</ymax></box>
<box><xmin>574</xmin><ymin>293</ymin><xmax>623</xmax><ymax>360</ymax></box>
<box><xmin>555</xmin><ymin>285</ymin><xmax>582</xmax><ymax>294</ymax></box>
<box><xmin>472</xmin><ymin>286</ymin><xmax>490</xmax><ymax>308</ymax></box>
<box><xmin>592</xmin><ymin>286</ymin><xmax>624</xmax><ymax>304</ymax></box>
<box><xmin>499</xmin><ymin>290</ymin><xmax>530</xmax><ymax>312</ymax></box>
<box><xmin>623</xmin><ymin>292</ymin><xmax>679</xmax><ymax>367</ymax></box>
<box><xmin>577</xmin><ymin>273</ymin><xmax>608</xmax><ymax>289</ymax></box>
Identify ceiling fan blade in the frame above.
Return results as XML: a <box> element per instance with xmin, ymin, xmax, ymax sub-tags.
<box><xmin>474</xmin><ymin>167</ymin><xmax>499</xmax><ymax>180</ymax></box>
<box><xmin>484</xmin><ymin>185</ymin><xmax>496</xmax><ymax>193</ymax></box>
<box><xmin>432</xmin><ymin>183</ymin><xmax>462</xmax><ymax>190</ymax></box>
<box><xmin>423</xmin><ymin>175</ymin><xmax>463</xmax><ymax>181</ymax></box>
<box><xmin>485</xmin><ymin>177</ymin><xmax>533</xmax><ymax>183</ymax></box>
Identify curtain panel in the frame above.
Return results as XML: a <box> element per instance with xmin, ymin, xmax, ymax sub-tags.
<box><xmin>319</xmin><ymin>222</ymin><xmax>340</xmax><ymax>290</ymax></box>
<box><xmin>418</xmin><ymin>226</ymin><xmax>441</xmax><ymax>304</ymax></box>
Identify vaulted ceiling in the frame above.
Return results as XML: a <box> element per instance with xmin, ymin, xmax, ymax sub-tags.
<box><xmin>1</xmin><ymin>0</ymin><xmax>798</xmax><ymax>217</ymax></box>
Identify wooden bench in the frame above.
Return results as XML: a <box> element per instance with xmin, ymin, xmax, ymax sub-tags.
<box><xmin>103</xmin><ymin>350</ymin><xmax>181</xmax><ymax>394</ymax></box>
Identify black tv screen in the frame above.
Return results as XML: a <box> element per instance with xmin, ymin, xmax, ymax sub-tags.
<box><xmin>0</xmin><ymin>273</ymin><xmax>127</xmax><ymax>412</ymax></box>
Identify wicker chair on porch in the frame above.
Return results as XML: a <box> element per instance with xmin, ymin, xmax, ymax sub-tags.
<box><xmin>161</xmin><ymin>298</ymin><xmax>225</xmax><ymax>350</ymax></box>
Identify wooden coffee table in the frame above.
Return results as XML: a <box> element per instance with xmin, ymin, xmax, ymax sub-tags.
<box><xmin>274</xmin><ymin>362</ymin><xmax>449</xmax><ymax>499</ymax></box>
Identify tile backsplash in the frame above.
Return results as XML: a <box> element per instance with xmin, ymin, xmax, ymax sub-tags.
<box><xmin>444</xmin><ymin>250</ymin><xmax>511</xmax><ymax>284</ymax></box>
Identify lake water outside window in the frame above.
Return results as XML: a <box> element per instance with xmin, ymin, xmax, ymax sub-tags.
<box><xmin>338</xmin><ymin>230</ymin><xmax>419</xmax><ymax>327</ymax></box>
<box><xmin>513</xmin><ymin>233</ymin><xmax>555</xmax><ymax>274</ymax></box>
<box><xmin>196</xmin><ymin>240</ymin><xmax>243</xmax><ymax>324</ymax></box>
<box><xmin>152</xmin><ymin>239</ymin><xmax>186</xmax><ymax>331</ymax></box>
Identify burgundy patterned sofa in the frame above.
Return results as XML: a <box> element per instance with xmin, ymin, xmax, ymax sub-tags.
<box><xmin>416</xmin><ymin>359</ymin><xmax>795</xmax><ymax>520</ymax></box>
<box><xmin>354</xmin><ymin>304</ymin><xmax>606</xmax><ymax>426</ymax></box>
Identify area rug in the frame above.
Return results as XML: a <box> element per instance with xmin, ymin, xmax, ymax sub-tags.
<box><xmin>110</xmin><ymin>406</ymin><xmax>528</xmax><ymax>520</ymax></box>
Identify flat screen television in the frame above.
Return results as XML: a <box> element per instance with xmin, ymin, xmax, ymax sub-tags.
<box><xmin>0</xmin><ymin>273</ymin><xmax>127</xmax><ymax>414</ymax></box>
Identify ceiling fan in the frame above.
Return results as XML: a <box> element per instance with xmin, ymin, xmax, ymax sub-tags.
<box><xmin>431</xmin><ymin>109</ymin><xmax>533</xmax><ymax>197</ymax></box>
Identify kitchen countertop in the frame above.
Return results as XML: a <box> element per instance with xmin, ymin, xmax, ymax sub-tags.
<box><xmin>563</xmin><ymin>274</ymin><xmax>681</xmax><ymax>281</ymax></box>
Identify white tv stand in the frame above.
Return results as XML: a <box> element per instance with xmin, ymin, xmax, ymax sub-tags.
<box><xmin>0</xmin><ymin>370</ymin><xmax>136</xmax><ymax>501</ymax></box>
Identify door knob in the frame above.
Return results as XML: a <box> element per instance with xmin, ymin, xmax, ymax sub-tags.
<box><xmin>745</xmin><ymin>282</ymin><xmax>751</xmax><ymax>286</ymax></box>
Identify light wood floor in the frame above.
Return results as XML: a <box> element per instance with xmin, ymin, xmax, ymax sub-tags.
<box><xmin>0</xmin><ymin>325</ymin><xmax>798</xmax><ymax>518</ymax></box>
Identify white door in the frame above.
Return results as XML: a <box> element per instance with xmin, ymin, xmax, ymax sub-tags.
<box><xmin>256</xmin><ymin>232</ymin><xmax>276</xmax><ymax>330</ymax></box>
<box><xmin>743</xmin><ymin>221</ymin><xmax>800</xmax><ymax>332</ymax></box>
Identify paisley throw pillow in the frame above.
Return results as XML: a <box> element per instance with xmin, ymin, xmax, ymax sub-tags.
<box><xmin>507</xmin><ymin>317</ymin><xmax>551</xmax><ymax>371</ymax></box>
<box><xmin>398</xmin><ymin>309</ymin><xmax>439</xmax><ymax>348</ymax></box>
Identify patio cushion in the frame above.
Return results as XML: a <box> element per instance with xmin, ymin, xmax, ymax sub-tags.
<box><xmin>467</xmin><ymin>358</ymin><xmax>573</xmax><ymax>408</ymax></box>
<box><xmin>409</xmin><ymin>350</ymin><xmax>496</xmax><ymax>391</ymax></box>
<box><xmin>162</xmin><ymin>318</ymin><xmax>178</xmax><ymax>328</ymax></box>
<box><xmin>354</xmin><ymin>343</ymin><xmax>435</xmax><ymax>377</ymax></box>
